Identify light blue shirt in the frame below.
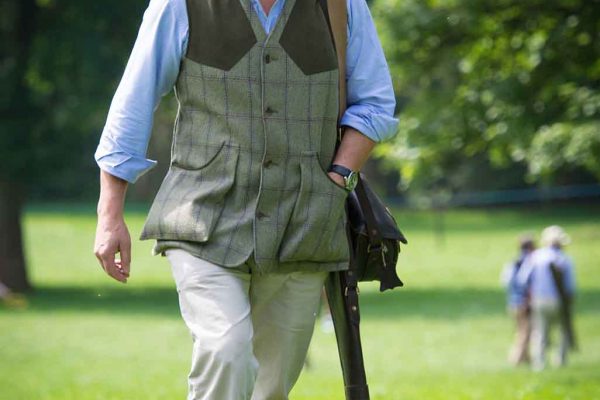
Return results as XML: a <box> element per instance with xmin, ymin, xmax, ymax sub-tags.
<box><xmin>517</xmin><ymin>246</ymin><xmax>576</xmax><ymax>303</ymax></box>
<box><xmin>95</xmin><ymin>0</ymin><xmax>399</xmax><ymax>183</ymax></box>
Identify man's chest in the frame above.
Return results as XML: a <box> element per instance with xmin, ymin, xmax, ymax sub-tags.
<box><xmin>259</xmin><ymin>0</ymin><xmax>278</xmax><ymax>15</ymax></box>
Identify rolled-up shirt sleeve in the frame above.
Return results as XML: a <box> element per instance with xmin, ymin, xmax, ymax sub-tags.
<box><xmin>94</xmin><ymin>0</ymin><xmax>188</xmax><ymax>183</ymax></box>
<box><xmin>341</xmin><ymin>0</ymin><xmax>399</xmax><ymax>143</ymax></box>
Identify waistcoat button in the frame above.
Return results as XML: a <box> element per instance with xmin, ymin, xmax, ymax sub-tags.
<box><xmin>256</xmin><ymin>210</ymin><xmax>268</xmax><ymax>220</ymax></box>
<box><xmin>265</xmin><ymin>106</ymin><xmax>276</xmax><ymax>115</ymax></box>
<box><xmin>265</xmin><ymin>54</ymin><xmax>271</xmax><ymax>64</ymax></box>
<box><xmin>263</xmin><ymin>159</ymin><xmax>273</xmax><ymax>168</ymax></box>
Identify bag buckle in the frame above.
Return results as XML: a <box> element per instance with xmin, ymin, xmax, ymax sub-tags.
<box><xmin>344</xmin><ymin>285</ymin><xmax>360</xmax><ymax>296</ymax></box>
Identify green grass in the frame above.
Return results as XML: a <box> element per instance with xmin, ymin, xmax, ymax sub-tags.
<box><xmin>1</xmin><ymin>203</ymin><xmax>599</xmax><ymax>399</ymax></box>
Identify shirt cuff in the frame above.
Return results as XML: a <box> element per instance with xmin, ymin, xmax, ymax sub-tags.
<box><xmin>94</xmin><ymin>147</ymin><xmax>157</xmax><ymax>184</ymax></box>
<box><xmin>340</xmin><ymin>105</ymin><xmax>399</xmax><ymax>143</ymax></box>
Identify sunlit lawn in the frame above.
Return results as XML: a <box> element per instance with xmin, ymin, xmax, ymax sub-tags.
<box><xmin>1</xmin><ymin>203</ymin><xmax>599</xmax><ymax>399</ymax></box>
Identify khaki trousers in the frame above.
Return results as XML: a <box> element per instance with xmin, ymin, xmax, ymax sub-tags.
<box><xmin>531</xmin><ymin>300</ymin><xmax>568</xmax><ymax>370</ymax></box>
<box><xmin>165</xmin><ymin>248</ymin><xmax>327</xmax><ymax>400</ymax></box>
<box><xmin>507</xmin><ymin>305</ymin><xmax>531</xmax><ymax>365</ymax></box>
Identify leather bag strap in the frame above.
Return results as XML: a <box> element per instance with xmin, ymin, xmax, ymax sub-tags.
<box><xmin>323</xmin><ymin>0</ymin><xmax>348</xmax><ymax>118</ymax></box>
<box><xmin>323</xmin><ymin>3</ymin><xmax>372</xmax><ymax>398</ymax></box>
<box><xmin>324</xmin><ymin>0</ymin><xmax>384</xmax><ymax>254</ymax></box>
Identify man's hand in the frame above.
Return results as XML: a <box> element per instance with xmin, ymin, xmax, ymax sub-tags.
<box><xmin>94</xmin><ymin>216</ymin><xmax>131</xmax><ymax>283</ymax></box>
<box><xmin>94</xmin><ymin>170</ymin><xmax>131</xmax><ymax>283</ymax></box>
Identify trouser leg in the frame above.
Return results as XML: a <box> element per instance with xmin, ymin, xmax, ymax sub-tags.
<box><xmin>531</xmin><ymin>305</ymin><xmax>551</xmax><ymax>370</ymax></box>
<box><xmin>166</xmin><ymin>249</ymin><xmax>258</xmax><ymax>400</ymax></box>
<box><xmin>549</xmin><ymin>306</ymin><xmax>568</xmax><ymax>367</ymax></box>
<box><xmin>249</xmin><ymin>270</ymin><xmax>328</xmax><ymax>400</ymax></box>
<box><xmin>509</xmin><ymin>306</ymin><xmax>531</xmax><ymax>365</ymax></box>
<box><xmin>557</xmin><ymin>321</ymin><xmax>569</xmax><ymax>366</ymax></box>
<box><xmin>522</xmin><ymin>307</ymin><xmax>532</xmax><ymax>363</ymax></box>
<box><xmin>541</xmin><ymin>303</ymin><xmax>565</xmax><ymax>368</ymax></box>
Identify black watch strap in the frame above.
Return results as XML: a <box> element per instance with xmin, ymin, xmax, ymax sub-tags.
<box><xmin>327</xmin><ymin>163</ymin><xmax>353</xmax><ymax>177</ymax></box>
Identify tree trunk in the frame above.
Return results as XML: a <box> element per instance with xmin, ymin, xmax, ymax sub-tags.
<box><xmin>0</xmin><ymin>0</ymin><xmax>38</xmax><ymax>292</ymax></box>
<box><xmin>0</xmin><ymin>181</ymin><xmax>30</xmax><ymax>292</ymax></box>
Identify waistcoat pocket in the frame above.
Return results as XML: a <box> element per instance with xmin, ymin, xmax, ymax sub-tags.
<box><xmin>140</xmin><ymin>142</ymin><xmax>240</xmax><ymax>243</ymax></box>
<box><xmin>277</xmin><ymin>151</ymin><xmax>350</xmax><ymax>263</ymax></box>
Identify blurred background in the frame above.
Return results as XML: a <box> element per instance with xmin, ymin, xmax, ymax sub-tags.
<box><xmin>1</xmin><ymin>0</ymin><xmax>599</xmax><ymax>399</ymax></box>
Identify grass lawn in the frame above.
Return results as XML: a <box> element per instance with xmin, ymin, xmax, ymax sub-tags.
<box><xmin>1</xmin><ymin>203</ymin><xmax>599</xmax><ymax>399</ymax></box>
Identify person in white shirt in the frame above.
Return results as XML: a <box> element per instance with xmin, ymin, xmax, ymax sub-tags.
<box><xmin>517</xmin><ymin>225</ymin><xmax>576</xmax><ymax>371</ymax></box>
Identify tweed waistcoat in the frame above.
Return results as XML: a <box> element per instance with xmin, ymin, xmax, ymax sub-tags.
<box><xmin>139</xmin><ymin>0</ymin><xmax>350</xmax><ymax>273</ymax></box>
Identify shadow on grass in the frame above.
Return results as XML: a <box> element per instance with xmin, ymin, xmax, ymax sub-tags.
<box><xmin>3</xmin><ymin>286</ymin><xmax>599</xmax><ymax>321</ymax></box>
<box><xmin>18</xmin><ymin>286</ymin><xmax>181</xmax><ymax>318</ymax></box>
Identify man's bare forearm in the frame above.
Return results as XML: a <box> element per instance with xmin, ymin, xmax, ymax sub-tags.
<box><xmin>332</xmin><ymin>127</ymin><xmax>377</xmax><ymax>171</ymax></box>
<box><xmin>98</xmin><ymin>170</ymin><xmax>128</xmax><ymax>220</ymax></box>
<box><xmin>326</xmin><ymin>127</ymin><xmax>377</xmax><ymax>189</ymax></box>
<box><xmin>94</xmin><ymin>170</ymin><xmax>132</xmax><ymax>283</ymax></box>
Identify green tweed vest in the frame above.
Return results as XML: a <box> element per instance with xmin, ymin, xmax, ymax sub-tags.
<box><xmin>139</xmin><ymin>0</ymin><xmax>350</xmax><ymax>273</ymax></box>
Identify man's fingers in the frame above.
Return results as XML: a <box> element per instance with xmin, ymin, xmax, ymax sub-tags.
<box><xmin>94</xmin><ymin>246</ymin><xmax>111</xmax><ymax>274</ymax></box>
<box><xmin>93</xmin><ymin>219</ymin><xmax>131</xmax><ymax>283</ymax></box>
<box><xmin>119</xmin><ymin>238</ymin><xmax>132</xmax><ymax>277</ymax></box>
<box><xmin>114</xmin><ymin>260</ymin><xmax>130</xmax><ymax>278</ymax></box>
<box><xmin>96</xmin><ymin>249</ymin><xmax>127</xmax><ymax>283</ymax></box>
<box><xmin>105</xmin><ymin>258</ymin><xmax>128</xmax><ymax>283</ymax></box>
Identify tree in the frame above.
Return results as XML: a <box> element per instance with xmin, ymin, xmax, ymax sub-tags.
<box><xmin>0</xmin><ymin>0</ymin><xmax>147</xmax><ymax>291</ymax></box>
<box><xmin>372</xmin><ymin>0</ymin><xmax>600</xmax><ymax>192</ymax></box>
<box><xmin>1</xmin><ymin>0</ymin><xmax>39</xmax><ymax>291</ymax></box>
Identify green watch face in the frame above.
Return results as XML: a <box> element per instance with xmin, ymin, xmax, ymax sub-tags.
<box><xmin>344</xmin><ymin>172</ymin><xmax>358</xmax><ymax>191</ymax></box>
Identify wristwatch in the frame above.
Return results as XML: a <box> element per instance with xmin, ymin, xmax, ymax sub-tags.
<box><xmin>327</xmin><ymin>164</ymin><xmax>358</xmax><ymax>192</ymax></box>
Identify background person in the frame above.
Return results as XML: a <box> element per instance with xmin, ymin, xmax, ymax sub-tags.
<box><xmin>518</xmin><ymin>225</ymin><xmax>576</xmax><ymax>371</ymax></box>
<box><xmin>500</xmin><ymin>234</ymin><xmax>536</xmax><ymax>366</ymax></box>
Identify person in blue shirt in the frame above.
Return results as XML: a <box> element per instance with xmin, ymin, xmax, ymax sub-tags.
<box><xmin>517</xmin><ymin>226</ymin><xmax>576</xmax><ymax>371</ymax></box>
<box><xmin>501</xmin><ymin>234</ymin><xmax>535</xmax><ymax>366</ymax></box>
<box><xmin>92</xmin><ymin>0</ymin><xmax>399</xmax><ymax>398</ymax></box>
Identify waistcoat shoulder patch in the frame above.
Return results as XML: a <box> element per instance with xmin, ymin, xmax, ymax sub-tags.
<box><xmin>185</xmin><ymin>0</ymin><xmax>257</xmax><ymax>70</ymax></box>
<box><xmin>279</xmin><ymin>0</ymin><xmax>338</xmax><ymax>75</ymax></box>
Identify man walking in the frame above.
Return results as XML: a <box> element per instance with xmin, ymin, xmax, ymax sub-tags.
<box><xmin>93</xmin><ymin>0</ymin><xmax>398</xmax><ymax>398</ymax></box>
<box><xmin>517</xmin><ymin>226</ymin><xmax>576</xmax><ymax>371</ymax></box>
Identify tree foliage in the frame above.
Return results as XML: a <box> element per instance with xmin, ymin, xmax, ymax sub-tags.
<box><xmin>1</xmin><ymin>0</ymin><xmax>147</xmax><ymax>196</ymax></box>
<box><xmin>373</xmin><ymin>0</ymin><xmax>600</xmax><ymax>191</ymax></box>
<box><xmin>0</xmin><ymin>0</ymin><xmax>148</xmax><ymax>290</ymax></box>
